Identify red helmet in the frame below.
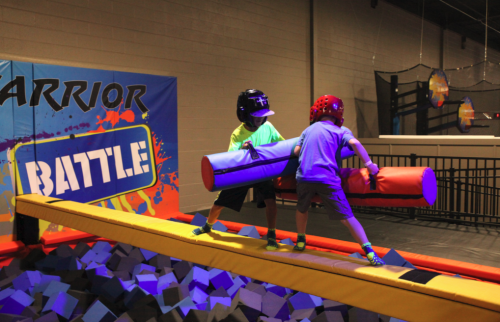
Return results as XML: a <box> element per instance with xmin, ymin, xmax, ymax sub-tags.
<box><xmin>310</xmin><ymin>95</ymin><xmax>344</xmax><ymax>126</ymax></box>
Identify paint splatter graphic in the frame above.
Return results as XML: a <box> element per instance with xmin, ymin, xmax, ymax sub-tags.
<box><xmin>90</xmin><ymin>100</ymin><xmax>135</xmax><ymax>133</ymax></box>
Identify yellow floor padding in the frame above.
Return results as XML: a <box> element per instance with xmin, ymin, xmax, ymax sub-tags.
<box><xmin>16</xmin><ymin>194</ymin><xmax>500</xmax><ymax>322</ymax></box>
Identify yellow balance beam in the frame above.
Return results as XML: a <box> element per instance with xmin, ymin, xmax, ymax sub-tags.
<box><xmin>16</xmin><ymin>194</ymin><xmax>500</xmax><ymax>322</ymax></box>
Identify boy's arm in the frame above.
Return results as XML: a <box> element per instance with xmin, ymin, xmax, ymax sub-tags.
<box><xmin>348</xmin><ymin>138</ymin><xmax>379</xmax><ymax>175</ymax></box>
<box><xmin>294</xmin><ymin>145</ymin><xmax>301</xmax><ymax>156</ymax></box>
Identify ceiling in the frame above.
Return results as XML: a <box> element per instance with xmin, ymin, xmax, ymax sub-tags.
<box><xmin>382</xmin><ymin>0</ymin><xmax>500</xmax><ymax>53</ymax></box>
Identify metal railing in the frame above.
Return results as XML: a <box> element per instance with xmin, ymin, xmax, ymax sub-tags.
<box><xmin>276</xmin><ymin>153</ymin><xmax>500</xmax><ymax>227</ymax></box>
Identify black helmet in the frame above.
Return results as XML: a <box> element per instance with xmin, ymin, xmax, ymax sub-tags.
<box><xmin>236</xmin><ymin>89</ymin><xmax>274</xmax><ymax>127</ymax></box>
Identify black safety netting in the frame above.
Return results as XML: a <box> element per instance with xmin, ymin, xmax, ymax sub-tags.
<box><xmin>374</xmin><ymin>61</ymin><xmax>500</xmax><ymax>136</ymax></box>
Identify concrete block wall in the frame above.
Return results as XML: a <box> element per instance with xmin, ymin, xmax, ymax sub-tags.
<box><xmin>0</xmin><ymin>0</ymin><xmax>499</xmax><ymax>213</ymax></box>
<box><xmin>0</xmin><ymin>0</ymin><xmax>309</xmax><ymax>213</ymax></box>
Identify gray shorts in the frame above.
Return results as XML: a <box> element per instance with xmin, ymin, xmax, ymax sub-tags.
<box><xmin>296</xmin><ymin>182</ymin><xmax>354</xmax><ymax>220</ymax></box>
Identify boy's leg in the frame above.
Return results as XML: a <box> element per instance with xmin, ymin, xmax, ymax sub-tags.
<box><xmin>192</xmin><ymin>186</ymin><xmax>249</xmax><ymax>236</ymax></box>
<box><xmin>264</xmin><ymin>198</ymin><xmax>277</xmax><ymax>229</ymax></box>
<box><xmin>296</xmin><ymin>209</ymin><xmax>308</xmax><ymax>234</ymax></box>
<box><xmin>264</xmin><ymin>198</ymin><xmax>279</xmax><ymax>250</ymax></box>
<box><xmin>294</xmin><ymin>182</ymin><xmax>315</xmax><ymax>251</ymax></box>
<box><xmin>191</xmin><ymin>204</ymin><xmax>223</xmax><ymax>235</ymax></box>
<box><xmin>340</xmin><ymin>216</ymin><xmax>368</xmax><ymax>245</ymax></box>
<box><xmin>341</xmin><ymin>217</ymin><xmax>385</xmax><ymax>266</ymax></box>
<box><xmin>255</xmin><ymin>180</ymin><xmax>280</xmax><ymax>250</ymax></box>
<box><xmin>318</xmin><ymin>185</ymin><xmax>385</xmax><ymax>266</ymax></box>
<box><xmin>208</xmin><ymin>204</ymin><xmax>224</xmax><ymax>224</ymax></box>
<box><xmin>294</xmin><ymin>209</ymin><xmax>308</xmax><ymax>251</ymax></box>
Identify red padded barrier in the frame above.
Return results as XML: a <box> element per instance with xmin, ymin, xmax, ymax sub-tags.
<box><xmin>275</xmin><ymin>167</ymin><xmax>437</xmax><ymax>207</ymax></box>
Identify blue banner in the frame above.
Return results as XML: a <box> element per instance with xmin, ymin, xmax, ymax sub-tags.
<box><xmin>0</xmin><ymin>60</ymin><xmax>178</xmax><ymax>241</ymax></box>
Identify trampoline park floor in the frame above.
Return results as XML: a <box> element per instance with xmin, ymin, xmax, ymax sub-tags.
<box><xmin>188</xmin><ymin>202</ymin><xmax>500</xmax><ymax>269</ymax></box>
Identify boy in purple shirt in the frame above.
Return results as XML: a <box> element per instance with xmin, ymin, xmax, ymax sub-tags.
<box><xmin>293</xmin><ymin>95</ymin><xmax>385</xmax><ymax>266</ymax></box>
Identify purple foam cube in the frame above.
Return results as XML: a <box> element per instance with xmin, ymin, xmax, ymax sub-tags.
<box><xmin>112</xmin><ymin>270</ymin><xmax>131</xmax><ymax>281</ymax></box>
<box><xmin>83</xmin><ymin>300</ymin><xmax>116</xmax><ymax>322</ymax></box>
<box><xmin>132</xmin><ymin>264</ymin><xmax>156</xmax><ymax>278</ymax></box>
<box><xmin>0</xmin><ymin>288</ymin><xmax>15</xmax><ymax>305</ymax></box>
<box><xmin>42</xmin><ymin>291</ymin><xmax>78</xmax><ymax>319</ymax></box>
<box><xmin>232</xmin><ymin>288</ymin><xmax>262</xmax><ymax>321</ymax></box>
<box><xmin>245</xmin><ymin>282</ymin><xmax>266</xmax><ymax>296</ymax></box>
<box><xmin>208</xmin><ymin>295</ymin><xmax>231</xmax><ymax>310</ymax></box>
<box><xmin>310</xmin><ymin>294</ymin><xmax>322</xmax><ymax>307</ymax></box>
<box><xmin>139</xmin><ymin>248</ymin><xmax>157</xmax><ymax>261</ymax></box>
<box><xmin>86</xmin><ymin>263</ymin><xmax>110</xmax><ymax>281</ymax></box>
<box><xmin>227</xmin><ymin>277</ymin><xmax>246</xmax><ymax>299</ymax></box>
<box><xmin>348</xmin><ymin>252</ymin><xmax>366</xmax><ymax>260</ymax></box>
<box><xmin>290</xmin><ymin>308</ymin><xmax>317</xmax><ymax>320</ymax></box>
<box><xmin>124</xmin><ymin>284</ymin><xmax>149</xmax><ymax>309</ymax></box>
<box><xmin>403</xmin><ymin>261</ymin><xmax>417</xmax><ymax>269</ymax></box>
<box><xmin>265</xmin><ymin>284</ymin><xmax>287</xmax><ymax>297</ymax></box>
<box><xmin>92</xmin><ymin>241</ymin><xmax>112</xmax><ymax>254</ymax></box>
<box><xmin>36</xmin><ymin>310</ymin><xmax>60</xmax><ymax>322</ymax></box>
<box><xmin>314</xmin><ymin>311</ymin><xmax>345</xmax><ymax>322</ymax></box>
<box><xmin>173</xmin><ymin>260</ymin><xmax>192</xmax><ymax>280</ymax></box>
<box><xmin>90</xmin><ymin>275</ymin><xmax>112</xmax><ymax>295</ymax></box>
<box><xmin>239</xmin><ymin>276</ymin><xmax>252</xmax><ymax>284</ymax></box>
<box><xmin>135</xmin><ymin>274</ymin><xmax>158</xmax><ymax>295</ymax></box>
<box><xmin>33</xmin><ymin>275</ymin><xmax>61</xmax><ymax>293</ymax></box>
<box><xmin>212</xmin><ymin>221</ymin><xmax>228</xmax><ymax>232</ymax></box>
<box><xmin>163</xmin><ymin>284</ymin><xmax>189</xmax><ymax>306</ymax></box>
<box><xmin>210</xmin><ymin>287</ymin><xmax>230</xmax><ymax>298</ymax></box>
<box><xmin>116</xmin><ymin>257</ymin><xmax>141</xmax><ymax>274</ymax></box>
<box><xmin>80</xmin><ymin>250</ymin><xmax>97</xmax><ymax>264</ymax></box>
<box><xmin>122</xmin><ymin>280</ymin><xmax>135</xmax><ymax>289</ymax></box>
<box><xmin>111</xmin><ymin>242</ymin><xmax>133</xmax><ymax>255</ymax></box>
<box><xmin>150</xmin><ymin>254</ymin><xmax>171</xmax><ymax>270</ymax></box>
<box><xmin>258</xmin><ymin>318</ymin><xmax>282</xmax><ymax>322</ymax></box>
<box><xmin>262</xmin><ymin>291</ymin><xmax>289</xmax><ymax>320</ymax></box>
<box><xmin>101</xmin><ymin>277</ymin><xmax>126</xmax><ymax>301</ymax></box>
<box><xmin>0</xmin><ymin>289</ymin><xmax>34</xmax><ymax>314</ymax></box>
<box><xmin>42</xmin><ymin>280</ymin><xmax>70</xmax><ymax>298</ymax></box>
<box><xmin>288</xmin><ymin>292</ymin><xmax>317</xmax><ymax>310</ymax></box>
<box><xmin>190</xmin><ymin>213</ymin><xmax>207</xmax><ymax>226</ymax></box>
<box><xmin>196</xmin><ymin>302</ymin><xmax>207</xmax><ymax>311</ymax></box>
<box><xmin>13</xmin><ymin>271</ymin><xmax>42</xmax><ymax>292</ymax></box>
<box><xmin>157</xmin><ymin>272</ymin><xmax>177</xmax><ymax>294</ymax></box>
<box><xmin>190</xmin><ymin>286</ymin><xmax>208</xmax><ymax>304</ymax></box>
<box><xmin>382</xmin><ymin>249</ymin><xmax>407</xmax><ymax>267</ymax></box>
<box><xmin>279</xmin><ymin>238</ymin><xmax>295</xmax><ymax>246</ymax></box>
<box><xmin>106</xmin><ymin>251</ymin><xmax>126</xmax><ymax>271</ymax></box>
<box><xmin>173</xmin><ymin>296</ymin><xmax>197</xmax><ymax>318</ymax></box>
<box><xmin>237</xmin><ymin>226</ymin><xmax>260</xmax><ymax>239</ymax></box>
<box><xmin>160</xmin><ymin>305</ymin><xmax>174</xmax><ymax>314</ymax></box>
<box><xmin>180</xmin><ymin>266</ymin><xmax>209</xmax><ymax>291</ymax></box>
<box><xmin>68</xmin><ymin>256</ymin><xmax>84</xmax><ymax>270</ymax></box>
<box><xmin>93</xmin><ymin>252</ymin><xmax>112</xmax><ymax>264</ymax></box>
<box><xmin>209</xmin><ymin>268</ymin><xmax>234</xmax><ymax>290</ymax></box>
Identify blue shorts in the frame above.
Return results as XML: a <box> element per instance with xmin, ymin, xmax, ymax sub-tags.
<box><xmin>296</xmin><ymin>182</ymin><xmax>354</xmax><ymax>220</ymax></box>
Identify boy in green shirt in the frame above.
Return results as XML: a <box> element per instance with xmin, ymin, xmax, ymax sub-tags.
<box><xmin>192</xmin><ymin>89</ymin><xmax>284</xmax><ymax>250</ymax></box>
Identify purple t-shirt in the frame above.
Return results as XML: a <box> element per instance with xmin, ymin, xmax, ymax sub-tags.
<box><xmin>296</xmin><ymin>122</ymin><xmax>355</xmax><ymax>187</ymax></box>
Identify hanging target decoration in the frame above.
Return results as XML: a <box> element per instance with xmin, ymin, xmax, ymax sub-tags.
<box><xmin>428</xmin><ymin>69</ymin><xmax>450</xmax><ymax>109</ymax></box>
<box><xmin>457</xmin><ymin>96</ymin><xmax>475</xmax><ymax>133</ymax></box>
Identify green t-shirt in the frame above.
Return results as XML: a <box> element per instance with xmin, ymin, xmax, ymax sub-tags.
<box><xmin>228</xmin><ymin>122</ymin><xmax>285</xmax><ymax>152</ymax></box>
